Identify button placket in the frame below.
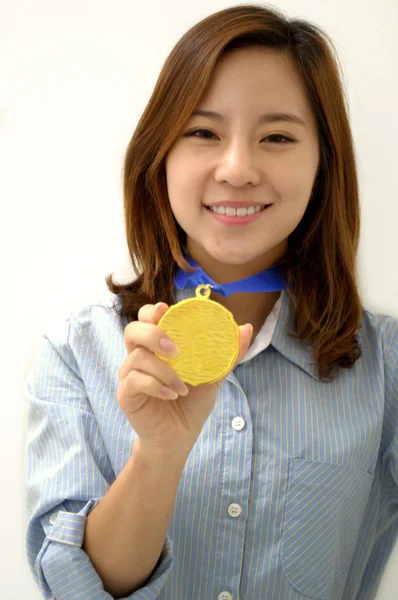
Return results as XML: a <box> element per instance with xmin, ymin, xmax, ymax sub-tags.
<box><xmin>220</xmin><ymin>407</ymin><xmax>247</xmax><ymax>599</ymax></box>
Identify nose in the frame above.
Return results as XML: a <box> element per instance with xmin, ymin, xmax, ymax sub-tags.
<box><xmin>214</xmin><ymin>140</ymin><xmax>261</xmax><ymax>187</ymax></box>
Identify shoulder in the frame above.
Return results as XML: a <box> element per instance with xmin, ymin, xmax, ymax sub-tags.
<box><xmin>65</xmin><ymin>292</ymin><xmax>126</xmax><ymax>347</ymax></box>
<box><xmin>361</xmin><ymin>305</ymin><xmax>398</xmax><ymax>352</ymax></box>
<box><xmin>38</xmin><ymin>293</ymin><xmax>127</xmax><ymax>383</ymax></box>
<box><xmin>360</xmin><ymin>306</ymin><xmax>398</xmax><ymax>378</ymax></box>
<box><xmin>67</xmin><ymin>292</ymin><xmax>123</xmax><ymax>326</ymax></box>
<box><xmin>41</xmin><ymin>291</ymin><xmax>125</xmax><ymax>354</ymax></box>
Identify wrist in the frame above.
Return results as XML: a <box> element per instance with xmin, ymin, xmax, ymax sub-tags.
<box><xmin>133</xmin><ymin>436</ymin><xmax>194</xmax><ymax>468</ymax></box>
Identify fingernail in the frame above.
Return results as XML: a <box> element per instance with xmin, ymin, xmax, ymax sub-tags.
<box><xmin>160</xmin><ymin>386</ymin><xmax>178</xmax><ymax>400</ymax></box>
<box><xmin>160</xmin><ymin>338</ymin><xmax>179</xmax><ymax>354</ymax></box>
<box><xmin>172</xmin><ymin>377</ymin><xmax>189</xmax><ymax>395</ymax></box>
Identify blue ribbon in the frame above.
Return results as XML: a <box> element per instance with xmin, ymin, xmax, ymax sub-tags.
<box><xmin>174</xmin><ymin>252</ymin><xmax>287</xmax><ymax>297</ymax></box>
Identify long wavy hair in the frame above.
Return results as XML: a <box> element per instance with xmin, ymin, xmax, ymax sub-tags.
<box><xmin>106</xmin><ymin>3</ymin><xmax>363</xmax><ymax>383</ymax></box>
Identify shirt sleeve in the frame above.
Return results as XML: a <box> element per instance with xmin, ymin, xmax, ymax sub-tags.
<box><xmin>380</xmin><ymin>315</ymin><xmax>398</xmax><ymax>502</ymax></box>
<box><xmin>24</xmin><ymin>313</ymin><xmax>174</xmax><ymax>599</ymax></box>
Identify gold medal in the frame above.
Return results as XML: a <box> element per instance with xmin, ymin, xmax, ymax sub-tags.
<box><xmin>155</xmin><ymin>284</ymin><xmax>240</xmax><ymax>386</ymax></box>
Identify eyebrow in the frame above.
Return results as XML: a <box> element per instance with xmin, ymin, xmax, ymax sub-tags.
<box><xmin>190</xmin><ymin>108</ymin><xmax>306</xmax><ymax>127</ymax></box>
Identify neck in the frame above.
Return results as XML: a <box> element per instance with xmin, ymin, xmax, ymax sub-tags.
<box><xmin>186</xmin><ymin>244</ymin><xmax>286</xmax><ymax>284</ymax></box>
<box><xmin>211</xmin><ymin>289</ymin><xmax>281</xmax><ymax>342</ymax></box>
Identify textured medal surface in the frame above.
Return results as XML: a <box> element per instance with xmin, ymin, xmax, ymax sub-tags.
<box><xmin>155</xmin><ymin>285</ymin><xmax>240</xmax><ymax>385</ymax></box>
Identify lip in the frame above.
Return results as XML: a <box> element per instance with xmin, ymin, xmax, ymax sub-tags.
<box><xmin>205</xmin><ymin>204</ymin><xmax>272</xmax><ymax>226</ymax></box>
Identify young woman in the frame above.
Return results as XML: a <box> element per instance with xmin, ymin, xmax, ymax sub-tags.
<box><xmin>25</xmin><ymin>5</ymin><xmax>398</xmax><ymax>600</ymax></box>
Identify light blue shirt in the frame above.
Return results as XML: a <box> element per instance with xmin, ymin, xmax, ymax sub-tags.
<box><xmin>24</xmin><ymin>286</ymin><xmax>398</xmax><ymax>600</ymax></box>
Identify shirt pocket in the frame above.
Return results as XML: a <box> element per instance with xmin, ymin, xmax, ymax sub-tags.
<box><xmin>280</xmin><ymin>457</ymin><xmax>374</xmax><ymax>600</ymax></box>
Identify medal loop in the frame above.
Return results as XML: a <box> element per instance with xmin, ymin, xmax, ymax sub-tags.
<box><xmin>196</xmin><ymin>284</ymin><xmax>213</xmax><ymax>299</ymax></box>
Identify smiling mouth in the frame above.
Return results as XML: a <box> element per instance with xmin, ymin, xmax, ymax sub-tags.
<box><xmin>204</xmin><ymin>204</ymin><xmax>272</xmax><ymax>217</ymax></box>
<box><xmin>205</xmin><ymin>204</ymin><xmax>272</xmax><ymax>221</ymax></box>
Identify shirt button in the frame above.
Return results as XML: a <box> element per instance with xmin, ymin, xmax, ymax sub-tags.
<box><xmin>49</xmin><ymin>511</ymin><xmax>59</xmax><ymax>525</ymax></box>
<box><xmin>218</xmin><ymin>592</ymin><xmax>232</xmax><ymax>600</ymax></box>
<box><xmin>232</xmin><ymin>416</ymin><xmax>245</xmax><ymax>431</ymax></box>
<box><xmin>227</xmin><ymin>503</ymin><xmax>242</xmax><ymax>518</ymax></box>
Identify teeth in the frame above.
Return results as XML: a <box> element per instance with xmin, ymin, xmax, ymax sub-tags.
<box><xmin>209</xmin><ymin>205</ymin><xmax>265</xmax><ymax>216</ymax></box>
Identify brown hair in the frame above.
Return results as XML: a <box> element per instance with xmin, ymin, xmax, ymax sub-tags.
<box><xmin>106</xmin><ymin>3</ymin><xmax>363</xmax><ymax>383</ymax></box>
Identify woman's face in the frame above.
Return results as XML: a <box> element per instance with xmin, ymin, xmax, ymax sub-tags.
<box><xmin>165</xmin><ymin>46</ymin><xmax>320</xmax><ymax>280</ymax></box>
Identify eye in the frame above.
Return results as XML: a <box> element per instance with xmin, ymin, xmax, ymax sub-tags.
<box><xmin>183</xmin><ymin>128</ymin><xmax>295</xmax><ymax>144</ymax></box>
<box><xmin>184</xmin><ymin>128</ymin><xmax>216</xmax><ymax>140</ymax></box>
<box><xmin>266</xmin><ymin>133</ymin><xmax>295</xmax><ymax>144</ymax></box>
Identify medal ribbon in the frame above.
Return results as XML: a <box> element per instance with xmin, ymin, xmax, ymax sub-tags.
<box><xmin>174</xmin><ymin>252</ymin><xmax>287</xmax><ymax>297</ymax></box>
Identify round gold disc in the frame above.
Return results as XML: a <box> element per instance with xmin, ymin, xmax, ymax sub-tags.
<box><xmin>155</xmin><ymin>284</ymin><xmax>240</xmax><ymax>386</ymax></box>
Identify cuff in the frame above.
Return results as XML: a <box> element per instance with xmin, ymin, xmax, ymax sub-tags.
<box><xmin>35</xmin><ymin>499</ymin><xmax>174</xmax><ymax>599</ymax></box>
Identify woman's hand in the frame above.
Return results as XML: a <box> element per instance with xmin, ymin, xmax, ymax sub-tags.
<box><xmin>117</xmin><ymin>302</ymin><xmax>253</xmax><ymax>455</ymax></box>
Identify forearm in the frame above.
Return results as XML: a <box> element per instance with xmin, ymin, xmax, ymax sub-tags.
<box><xmin>82</xmin><ymin>438</ymin><xmax>189</xmax><ymax>598</ymax></box>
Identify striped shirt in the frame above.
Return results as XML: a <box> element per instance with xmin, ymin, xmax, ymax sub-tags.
<box><xmin>24</xmin><ymin>286</ymin><xmax>398</xmax><ymax>600</ymax></box>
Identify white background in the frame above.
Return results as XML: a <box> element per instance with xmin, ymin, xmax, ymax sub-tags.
<box><xmin>1</xmin><ymin>0</ymin><xmax>397</xmax><ymax>597</ymax></box>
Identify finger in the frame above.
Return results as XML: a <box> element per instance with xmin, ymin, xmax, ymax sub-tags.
<box><xmin>118</xmin><ymin>345</ymin><xmax>188</xmax><ymax>397</ymax></box>
<box><xmin>120</xmin><ymin>356</ymin><xmax>188</xmax><ymax>400</ymax></box>
<box><xmin>118</xmin><ymin>366</ymin><xmax>184</xmax><ymax>405</ymax></box>
<box><xmin>137</xmin><ymin>302</ymin><xmax>169</xmax><ymax>325</ymax></box>
<box><xmin>123</xmin><ymin>318</ymin><xmax>179</xmax><ymax>356</ymax></box>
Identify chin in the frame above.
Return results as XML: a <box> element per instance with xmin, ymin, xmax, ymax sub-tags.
<box><xmin>207</xmin><ymin>246</ymin><xmax>268</xmax><ymax>266</ymax></box>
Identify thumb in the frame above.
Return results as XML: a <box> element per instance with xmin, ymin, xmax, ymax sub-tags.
<box><xmin>235</xmin><ymin>323</ymin><xmax>253</xmax><ymax>365</ymax></box>
<box><xmin>209</xmin><ymin>323</ymin><xmax>253</xmax><ymax>390</ymax></box>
